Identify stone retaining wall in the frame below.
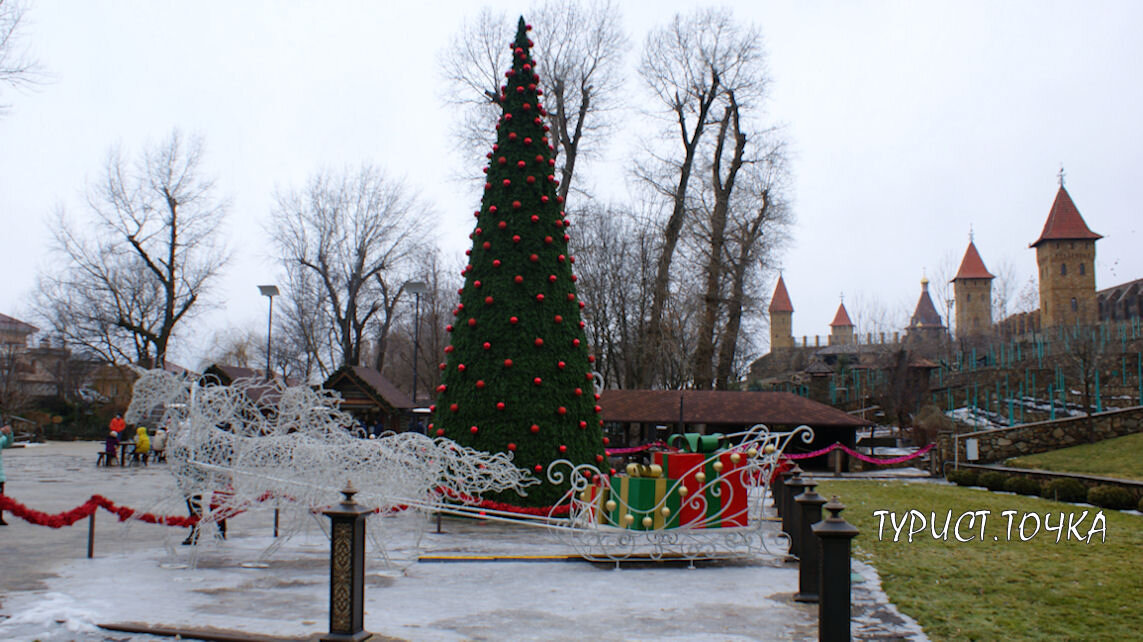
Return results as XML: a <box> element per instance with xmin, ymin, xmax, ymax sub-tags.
<box><xmin>936</xmin><ymin>405</ymin><xmax>1143</xmax><ymax>464</ymax></box>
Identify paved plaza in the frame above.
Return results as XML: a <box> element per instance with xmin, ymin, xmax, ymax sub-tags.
<box><xmin>0</xmin><ymin>442</ymin><xmax>925</xmax><ymax>641</ymax></box>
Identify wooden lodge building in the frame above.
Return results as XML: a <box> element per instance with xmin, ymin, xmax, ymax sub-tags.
<box><xmin>600</xmin><ymin>389</ymin><xmax>871</xmax><ymax>469</ymax></box>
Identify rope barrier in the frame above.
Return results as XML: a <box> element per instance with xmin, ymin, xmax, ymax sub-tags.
<box><xmin>785</xmin><ymin>442</ymin><xmax>935</xmax><ymax>464</ymax></box>
<box><xmin>0</xmin><ymin>494</ymin><xmax>197</xmax><ymax>528</ymax></box>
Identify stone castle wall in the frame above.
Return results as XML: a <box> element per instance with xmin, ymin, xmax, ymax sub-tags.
<box><xmin>936</xmin><ymin>405</ymin><xmax>1143</xmax><ymax>464</ymax></box>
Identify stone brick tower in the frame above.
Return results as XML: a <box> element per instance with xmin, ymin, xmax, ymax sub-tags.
<box><xmin>769</xmin><ymin>275</ymin><xmax>794</xmax><ymax>350</ymax></box>
<box><xmin>952</xmin><ymin>240</ymin><xmax>995</xmax><ymax>339</ymax></box>
<box><xmin>1031</xmin><ymin>185</ymin><xmax>1101</xmax><ymax>329</ymax></box>
<box><xmin>829</xmin><ymin>301</ymin><xmax>855</xmax><ymax>346</ymax></box>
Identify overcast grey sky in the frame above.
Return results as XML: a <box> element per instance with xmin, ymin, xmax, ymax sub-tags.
<box><xmin>2</xmin><ymin>1</ymin><xmax>1141</xmax><ymax>368</ymax></box>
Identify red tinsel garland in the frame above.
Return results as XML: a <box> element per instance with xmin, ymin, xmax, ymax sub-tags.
<box><xmin>0</xmin><ymin>494</ymin><xmax>198</xmax><ymax>529</ymax></box>
<box><xmin>434</xmin><ymin>485</ymin><xmax>571</xmax><ymax>517</ymax></box>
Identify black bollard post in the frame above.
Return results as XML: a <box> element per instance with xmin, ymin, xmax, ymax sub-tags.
<box><xmin>321</xmin><ymin>481</ymin><xmax>374</xmax><ymax>642</ymax></box>
<box><xmin>813</xmin><ymin>496</ymin><xmax>859</xmax><ymax>642</ymax></box>
<box><xmin>794</xmin><ymin>485</ymin><xmax>827</xmax><ymax>603</ymax></box>
<box><xmin>87</xmin><ymin>512</ymin><xmax>96</xmax><ymax>559</ymax></box>
<box><xmin>783</xmin><ymin>471</ymin><xmax>810</xmax><ymax>558</ymax></box>
<box><xmin>780</xmin><ymin>464</ymin><xmax>802</xmax><ymax>520</ymax></box>
<box><xmin>772</xmin><ymin>466</ymin><xmax>788</xmax><ymax>517</ymax></box>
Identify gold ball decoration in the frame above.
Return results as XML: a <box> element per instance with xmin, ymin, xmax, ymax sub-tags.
<box><xmin>605</xmin><ymin>500</ymin><xmax>617</xmax><ymax>511</ymax></box>
<box><xmin>763</xmin><ymin>444</ymin><xmax>775</xmax><ymax>454</ymax></box>
<box><xmin>661</xmin><ymin>507</ymin><xmax>671</xmax><ymax>518</ymax></box>
<box><xmin>749</xmin><ymin>447</ymin><xmax>760</xmax><ymax>457</ymax></box>
<box><xmin>695</xmin><ymin>472</ymin><xmax>706</xmax><ymax>483</ymax></box>
<box><xmin>623</xmin><ymin>513</ymin><xmax>634</xmax><ymax>525</ymax></box>
<box><xmin>713</xmin><ymin>461</ymin><xmax>724</xmax><ymax>473</ymax></box>
<box><xmin>580</xmin><ymin>490</ymin><xmax>590</xmax><ymax>502</ymax></box>
<box><xmin>678</xmin><ymin>486</ymin><xmax>689</xmax><ymax>497</ymax></box>
<box><xmin>641</xmin><ymin>516</ymin><xmax>654</xmax><ymax>528</ymax></box>
<box><xmin>730</xmin><ymin>453</ymin><xmax>741</xmax><ymax>464</ymax></box>
<box><xmin>649</xmin><ymin>464</ymin><xmax>662</xmax><ymax>478</ymax></box>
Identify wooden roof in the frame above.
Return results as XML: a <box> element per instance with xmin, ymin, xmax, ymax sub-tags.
<box><xmin>323</xmin><ymin>365</ymin><xmax>413</xmax><ymax>412</ymax></box>
<box><xmin>1031</xmin><ymin>186</ymin><xmax>1102</xmax><ymax>247</ymax></box>
<box><xmin>600</xmin><ymin>390</ymin><xmax>871</xmax><ymax>428</ymax></box>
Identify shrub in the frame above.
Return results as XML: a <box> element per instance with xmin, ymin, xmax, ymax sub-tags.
<box><xmin>1138</xmin><ymin>495</ymin><xmax>1143</xmax><ymax>513</ymax></box>
<box><xmin>1043</xmin><ymin>478</ymin><xmax>1088</xmax><ymax>503</ymax></box>
<box><xmin>979</xmin><ymin>471</ymin><xmax>1010</xmax><ymax>491</ymax></box>
<box><xmin>946</xmin><ymin>469</ymin><xmax>979</xmax><ymax>486</ymax></box>
<box><xmin>1004</xmin><ymin>476</ymin><xmax>1043</xmax><ymax>496</ymax></box>
<box><xmin>1087</xmin><ymin>485</ymin><xmax>1136</xmax><ymax>510</ymax></box>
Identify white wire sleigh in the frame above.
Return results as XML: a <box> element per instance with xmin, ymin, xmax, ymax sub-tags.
<box><xmin>541</xmin><ymin>423</ymin><xmax>815</xmax><ymax>565</ymax></box>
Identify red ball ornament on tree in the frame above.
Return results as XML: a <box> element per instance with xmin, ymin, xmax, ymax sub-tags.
<box><xmin>533</xmin><ymin>377</ymin><xmax>542</xmax><ymax>385</ymax></box>
<box><xmin>476</xmin><ymin>380</ymin><xmax>485</xmax><ymax>389</ymax></box>
<box><xmin>483</xmin><ymin>341</ymin><xmax>492</xmax><ymax>350</ymax></box>
<box><xmin>574</xmin><ymin>387</ymin><xmax>582</xmax><ymax>396</ymax></box>
<box><xmin>530</xmin><ymin>424</ymin><xmax>540</xmax><ymax>434</ymax></box>
<box><xmin>457</xmin><ymin>363</ymin><xmax>466</xmax><ymax>372</ymax></box>
<box><xmin>496</xmin><ymin>401</ymin><xmax>506</xmax><ymax>411</ymax></box>
<box><xmin>534</xmin><ymin>464</ymin><xmax>543</xmax><ymax>473</ymax></box>
<box><xmin>510</xmin><ymin>316</ymin><xmax>518</xmax><ymax>325</ymax></box>
<box><xmin>578</xmin><ymin>421</ymin><xmax>587</xmax><ymax>429</ymax></box>
<box><xmin>527</xmin><ymin>176</ymin><xmax>535</xmax><ymax>184</ymax></box>
<box><xmin>529</xmin><ymin>254</ymin><xmax>539</xmax><ymax>262</ymax></box>
<box><xmin>507</xmin><ymin>443</ymin><xmax>516</xmax><ymax>451</ymax></box>
<box><xmin>482</xmin><ymin>241</ymin><xmax>491</xmax><ymax>250</ymax></box>
<box><xmin>503</xmin><ymin>359</ymin><xmax>513</xmax><ymax>368</ymax></box>
<box><xmin>493</xmin><ymin>259</ymin><xmax>502</xmax><ymax>267</ymax></box>
<box><xmin>603</xmin><ymin>437</ymin><xmax>610</xmax><ymax>446</ymax></box>
<box><xmin>557</xmin><ymin>406</ymin><xmax>566</xmax><ymax>415</ymax></box>
<box><xmin>573</xmin><ymin>338</ymin><xmax>580</xmax><ymax>347</ymax></box>
<box><xmin>467</xmin><ymin>317</ymin><xmax>477</xmax><ymax>327</ymax></box>
<box><xmin>436</xmin><ymin>428</ymin><xmax>445</xmax><ymax>436</ymax></box>
<box><xmin>512</xmin><ymin>200</ymin><xmax>521</xmax><ymax>208</ymax></box>
<box><xmin>514</xmin><ymin>275</ymin><xmax>524</xmax><ymax>284</ymax></box>
<box><xmin>485</xmin><ymin>296</ymin><xmax>494</xmax><ymax>305</ymax></box>
<box><xmin>503</xmin><ymin>179</ymin><xmax>511</xmax><ymax>187</ymax></box>
<box><xmin>534</xmin><ymin>337</ymin><xmax>544</xmax><ymax>347</ymax></box>
<box><xmin>536</xmin><ymin>293</ymin><xmax>545</xmax><ymax>302</ymax></box>
<box><xmin>554</xmin><ymin>314</ymin><xmax>562</xmax><ymax>323</ymax></box>
<box><xmin>449</xmin><ymin>403</ymin><xmax>459</xmax><ymax>412</ymax></box>
<box><xmin>513</xmin><ymin>235</ymin><xmax>521</xmax><ymax>243</ymax></box>
<box><xmin>531</xmin><ymin>215</ymin><xmax>540</xmax><ymax>223</ymax></box>
<box><xmin>595</xmin><ymin>454</ymin><xmax>605</xmax><ymax>463</ymax></box>
<box><xmin>559</xmin><ymin>445</ymin><xmax>567</xmax><ymax>453</ymax></box>
<box><xmin>557</xmin><ymin>361</ymin><xmax>566</xmax><ymax>370</ymax></box>
<box><xmin>470</xmin><ymin>425</ymin><xmax>479</xmax><ymax>434</ymax></box>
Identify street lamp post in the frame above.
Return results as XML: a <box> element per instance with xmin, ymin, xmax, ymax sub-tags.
<box><xmin>258</xmin><ymin>285</ymin><xmax>280</xmax><ymax>381</ymax></box>
<box><xmin>405</xmin><ymin>281</ymin><xmax>428</xmax><ymax>405</ymax></box>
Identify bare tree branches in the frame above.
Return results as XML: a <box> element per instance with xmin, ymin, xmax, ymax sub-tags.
<box><xmin>269</xmin><ymin>166</ymin><xmax>433</xmax><ymax>372</ymax></box>
<box><xmin>37</xmin><ymin>131</ymin><xmax>229</xmax><ymax>367</ymax></box>
<box><xmin>0</xmin><ymin>0</ymin><xmax>46</xmax><ymax>113</ymax></box>
<box><xmin>635</xmin><ymin>7</ymin><xmax>767</xmax><ymax>388</ymax></box>
<box><xmin>438</xmin><ymin>1</ymin><xmax>627</xmax><ymax>203</ymax></box>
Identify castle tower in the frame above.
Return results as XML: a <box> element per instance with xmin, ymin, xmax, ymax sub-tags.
<box><xmin>952</xmin><ymin>240</ymin><xmax>995</xmax><ymax>339</ymax></box>
<box><xmin>829</xmin><ymin>301</ymin><xmax>855</xmax><ymax>346</ymax></box>
<box><xmin>769</xmin><ymin>275</ymin><xmax>794</xmax><ymax>350</ymax></box>
<box><xmin>1031</xmin><ymin>185</ymin><xmax>1101</xmax><ymax>329</ymax></box>
<box><xmin>907</xmin><ymin>277</ymin><xmax>947</xmax><ymax>349</ymax></box>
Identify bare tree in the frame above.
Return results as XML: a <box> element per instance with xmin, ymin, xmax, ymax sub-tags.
<box><xmin>990</xmin><ymin>257</ymin><xmax>1020</xmax><ymax>323</ymax></box>
<box><xmin>269</xmin><ymin>166</ymin><xmax>433</xmax><ymax>371</ymax></box>
<box><xmin>0</xmin><ymin>0</ymin><xmax>45</xmax><ymax>113</ymax></box>
<box><xmin>714</xmin><ymin>143</ymin><xmax>793</xmax><ymax>389</ymax></box>
<box><xmin>635</xmin><ymin>8</ymin><xmax>766</xmax><ymax>388</ymax></box>
<box><xmin>37</xmin><ymin>131</ymin><xmax>229</xmax><ymax>367</ymax></box>
<box><xmin>439</xmin><ymin>1</ymin><xmax>627</xmax><ymax>203</ymax></box>
<box><xmin>571</xmin><ymin>200</ymin><xmax>660</xmax><ymax>389</ymax></box>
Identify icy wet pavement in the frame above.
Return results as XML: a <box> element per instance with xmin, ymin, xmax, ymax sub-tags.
<box><xmin>0</xmin><ymin>442</ymin><xmax>925</xmax><ymax>641</ymax></box>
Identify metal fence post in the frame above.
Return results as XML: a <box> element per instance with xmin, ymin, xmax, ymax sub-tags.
<box><xmin>813</xmin><ymin>496</ymin><xmax>859</xmax><ymax>642</ymax></box>
<box><xmin>321</xmin><ymin>481</ymin><xmax>373</xmax><ymax>642</ymax></box>
<box><xmin>795</xmin><ymin>485</ymin><xmax>827</xmax><ymax>603</ymax></box>
<box><xmin>87</xmin><ymin>512</ymin><xmax>96</xmax><ymax>559</ymax></box>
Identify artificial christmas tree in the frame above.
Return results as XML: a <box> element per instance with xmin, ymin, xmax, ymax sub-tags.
<box><xmin>431</xmin><ymin>17</ymin><xmax>606</xmax><ymax>508</ymax></box>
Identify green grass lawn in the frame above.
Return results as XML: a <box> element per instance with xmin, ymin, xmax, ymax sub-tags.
<box><xmin>814</xmin><ymin>480</ymin><xmax>1143</xmax><ymax>641</ymax></box>
<box><xmin>1005</xmin><ymin>432</ymin><xmax>1143</xmax><ymax>481</ymax></box>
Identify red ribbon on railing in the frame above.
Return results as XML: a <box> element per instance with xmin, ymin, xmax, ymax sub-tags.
<box><xmin>785</xmin><ymin>442</ymin><xmax>935</xmax><ymax>464</ymax></box>
<box><xmin>434</xmin><ymin>486</ymin><xmax>572</xmax><ymax>517</ymax></box>
<box><xmin>604</xmin><ymin>440</ymin><xmax>674</xmax><ymax>456</ymax></box>
<box><xmin>0</xmin><ymin>494</ymin><xmax>198</xmax><ymax>528</ymax></box>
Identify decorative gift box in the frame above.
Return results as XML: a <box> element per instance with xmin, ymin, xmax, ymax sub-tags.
<box><xmin>653</xmin><ymin>434</ymin><xmax>749</xmax><ymax>528</ymax></box>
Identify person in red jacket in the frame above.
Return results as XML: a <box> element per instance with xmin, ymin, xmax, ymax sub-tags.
<box><xmin>109</xmin><ymin>415</ymin><xmax>126</xmax><ymax>435</ymax></box>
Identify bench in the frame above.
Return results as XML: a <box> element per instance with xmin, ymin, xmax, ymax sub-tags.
<box><xmin>96</xmin><ymin>451</ymin><xmax>117</xmax><ymax>467</ymax></box>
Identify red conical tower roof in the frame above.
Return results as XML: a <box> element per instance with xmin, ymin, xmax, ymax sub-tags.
<box><xmin>769</xmin><ymin>276</ymin><xmax>793</xmax><ymax>313</ymax></box>
<box><xmin>830</xmin><ymin>302</ymin><xmax>854</xmax><ymax>328</ymax></box>
<box><xmin>1031</xmin><ymin>186</ymin><xmax>1102</xmax><ymax>248</ymax></box>
<box><xmin>952</xmin><ymin>241</ymin><xmax>994</xmax><ymax>281</ymax></box>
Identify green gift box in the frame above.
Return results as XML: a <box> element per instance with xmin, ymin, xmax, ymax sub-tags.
<box><xmin>605</xmin><ymin>474</ymin><xmax>683</xmax><ymax>531</ymax></box>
